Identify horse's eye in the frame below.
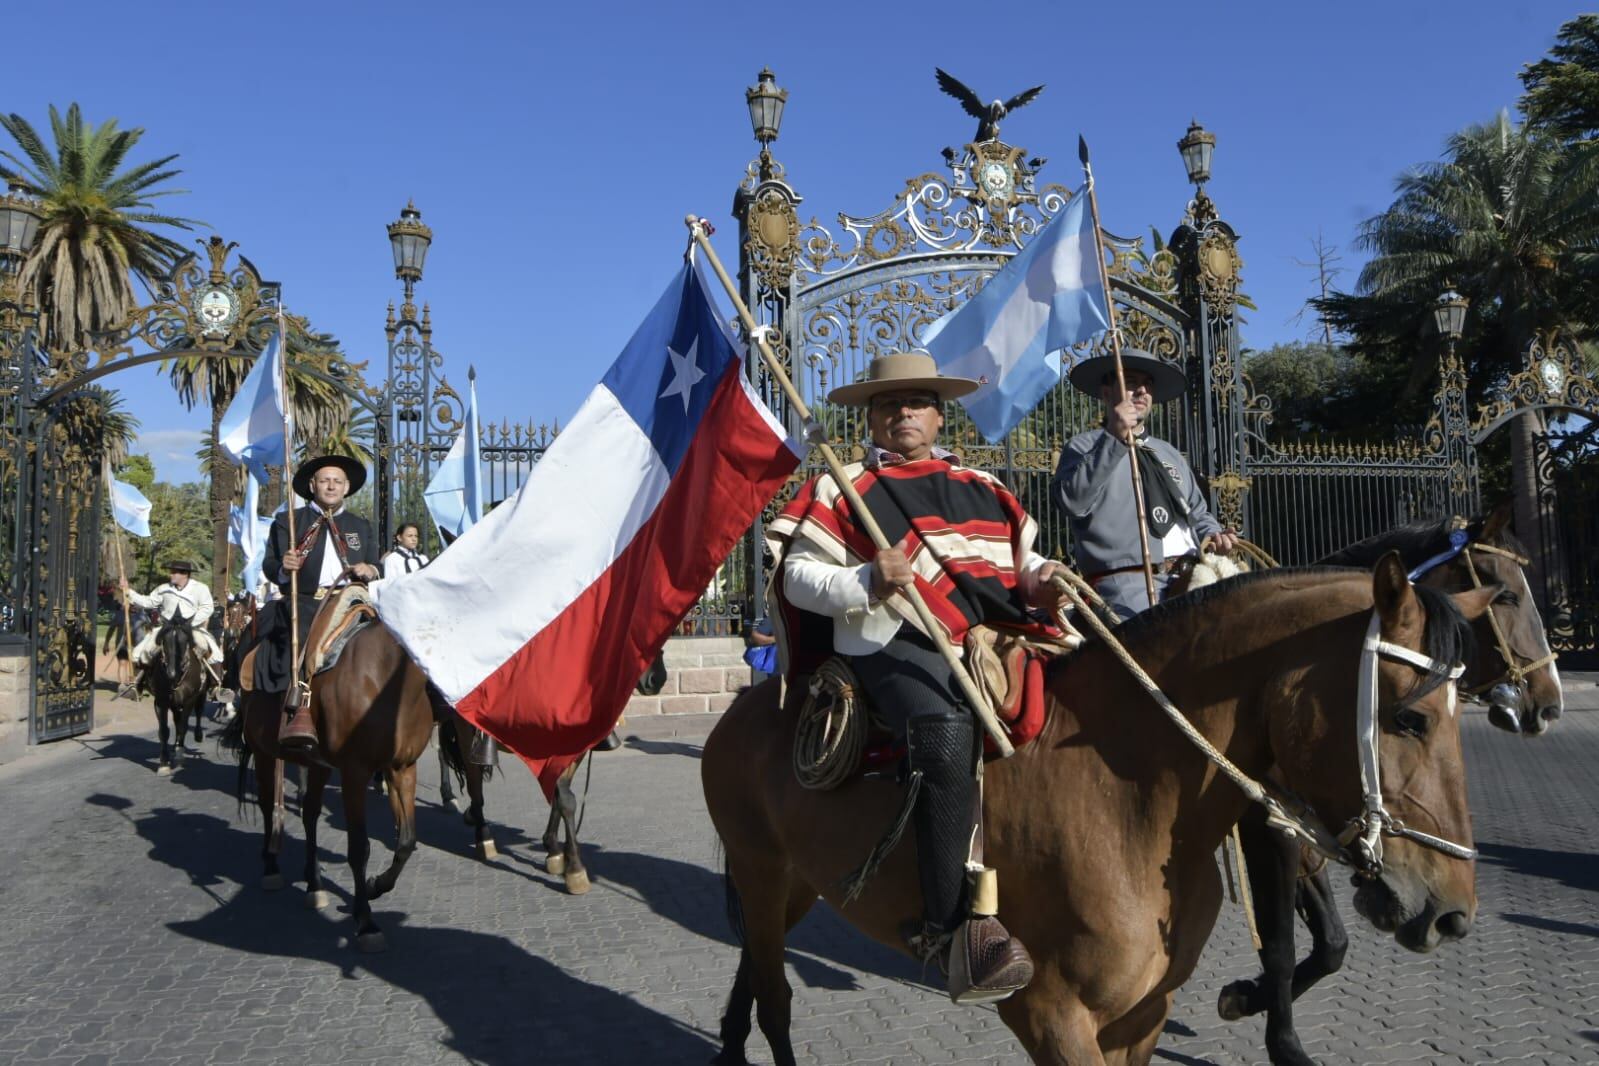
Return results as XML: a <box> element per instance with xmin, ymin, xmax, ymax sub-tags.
<box><xmin>1392</xmin><ymin>707</ymin><xmax>1430</xmax><ymax>738</ymax></box>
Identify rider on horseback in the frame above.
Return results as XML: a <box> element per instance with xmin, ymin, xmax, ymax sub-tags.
<box><xmin>121</xmin><ymin>560</ymin><xmax>223</xmax><ymax>689</ymax></box>
<box><xmin>767</xmin><ymin>352</ymin><xmax>1068</xmax><ymax>1003</ymax></box>
<box><xmin>256</xmin><ymin>455</ymin><xmax>381</xmax><ymax>753</ymax></box>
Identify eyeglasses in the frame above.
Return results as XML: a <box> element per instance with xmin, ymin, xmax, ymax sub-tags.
<box><xmin>871</xmin><ymin>393</ymin><xmax>940</xmax><ymax>413</ymax></box>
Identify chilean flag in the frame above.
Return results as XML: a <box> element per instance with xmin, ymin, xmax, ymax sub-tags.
<box><xmin>373</xmin><ymin>259</ymin><xmax>801</xmax><ymax>796</ymax></box>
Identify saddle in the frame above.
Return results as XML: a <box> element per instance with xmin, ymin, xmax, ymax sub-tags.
<box><xmin>236</xmin><ymin>587</ymin><xmax>376</xmax><ymax>695</ymax></box>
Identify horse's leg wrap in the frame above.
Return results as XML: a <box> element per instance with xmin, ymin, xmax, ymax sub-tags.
<box><xmin>906</xmin><ymin>713</ymin><xmax>976</xmax><ymax>939</ymax></box>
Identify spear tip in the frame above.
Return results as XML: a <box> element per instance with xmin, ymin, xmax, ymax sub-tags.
<box><xmin>1078</xmin><ymin>135</ymin><xmax>1090</xmax><ymax>166</ymax></box>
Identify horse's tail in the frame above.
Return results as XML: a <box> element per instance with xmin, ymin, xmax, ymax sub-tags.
<box><xmin>436</xmin><ymin>712</ymin><xmax>469</xmax><ymax>792</ymax></box>
<box><xmin>717</xmin><ymin>837</ymin><xmax>746</xmax><ymax>947</ymax></box>
<box><xmin>216</xmin><ymin>705</ymin><xmax>252</xmax><ymax>816</ymax></box>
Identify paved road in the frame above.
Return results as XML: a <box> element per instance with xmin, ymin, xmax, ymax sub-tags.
<box><xmin>0</xmin><ymin>682</ymin><xmax>1594</xmax><ymax>1065</ymax></box>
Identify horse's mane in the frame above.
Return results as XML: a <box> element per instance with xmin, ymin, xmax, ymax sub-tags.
<box><xmin>1059</xmin><ymin>565</ymin><xmax>1474</xmax><ymax>700</ymax></box>
<box><xmin>1317</xmin><ymin>513</ymin><xmax>1530</xmax><ymax>568</ymax></box>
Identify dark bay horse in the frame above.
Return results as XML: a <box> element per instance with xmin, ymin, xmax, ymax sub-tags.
<box><xmin>703</xmin><ymin>557</ymin><xmax>1497</xmax><ymax>1065</ymax></box>
<box><xmin>226</xmin><ymin>613</ymin><xmax>440</xmax><ymax>952</ymax></box>
<box><xmin>437</xmin><ymin>715</ymin><xmax>596</xmax><ymax>894</ymax></box>
<box><xmin>433</xmin><ymin>651</ymin><xmax>662</xmax><ymax>893</ymax></box>
<box><xmin>1321</xmin><ymin>506</ymin><xmax>1562</xmax><ymax>734</ymax></box>
<box><xmin>1217</xmin><ymin>507</ymin><xmax>1561</xmax><ymax>1065</ymax></box>
<box><xmin>149</xmin><ymin>610</ymin><xmax>208</xmax><ymax>776</ymax></box>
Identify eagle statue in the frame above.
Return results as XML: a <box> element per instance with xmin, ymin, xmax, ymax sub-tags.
<box><xmin>934</xmin><ymin>68</ymin><xmax>1045</xmax><ymax>144</ymax></box>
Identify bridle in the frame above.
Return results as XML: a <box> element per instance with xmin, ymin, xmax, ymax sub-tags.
<box><xmin>1339</xmin><ymin>612</ymin><xmax>1476</xmax><ymax>877</ymax></box>
<box><xmin>1406</xmin><ymin>524</ymin><xmax>1558</xmax><ymax>698</ymax></box>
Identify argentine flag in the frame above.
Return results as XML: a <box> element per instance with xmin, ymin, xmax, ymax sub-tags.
<box><xmin>108</xmin><ymin>478</ymin><xmax>152</xmax><ymax>538</ymax></box>
<box><xmin>217</xmin><ymin>326</ymin><xmax>287</xmax><ymax>482</ymax></box>
<box><xmin>424</xmin><ymin>372</ymin><xmax>484</xmax><ymax>541</ymax></box>
<box><xmin>924</xmin><ymin>186</ymin><xmax>1110</xmax><ymax>442</ymax></box>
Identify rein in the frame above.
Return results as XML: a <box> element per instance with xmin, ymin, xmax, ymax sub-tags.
<box><xmin>1048</xmin><ymin>574</ymin><xmax>1473</xmax><ymax>877</ymax></box>
<box><xmin>1405</xmin><ymin>527</ymin><xmax>1558</xmax><ymax>697</ymax></box>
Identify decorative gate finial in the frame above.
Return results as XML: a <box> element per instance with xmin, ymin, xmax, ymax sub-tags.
<box><xmin>934</xmin><ymin>68</ymin><xmax>1045</xmax><ymax>144</ymax></box>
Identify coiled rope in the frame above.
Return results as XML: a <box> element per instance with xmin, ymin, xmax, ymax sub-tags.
<box><xmin>793</xmin><ymin>657</ymin><xmax>868</xmax><ymax>791</ymax></box>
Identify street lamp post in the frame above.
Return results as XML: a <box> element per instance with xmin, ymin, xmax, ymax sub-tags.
<box><xmin>385</xmin><ymin>201</ymin><xmax>446</xmax><ymax>552</ymax></box>
<box><xmin>1433</xmin><ymin>287</ymin><xmax>1477</xmax><ymax>516</ymax></box>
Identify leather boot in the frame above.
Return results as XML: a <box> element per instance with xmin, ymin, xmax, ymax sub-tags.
<box><xmin>904</xmin><ymin>714</ymin><xmax>1033</xmax><ymax>1003</ymax></box>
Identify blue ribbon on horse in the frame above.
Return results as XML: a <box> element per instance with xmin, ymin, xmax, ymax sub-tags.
<box><xmin>1407</xmin><ymin>528</ymin><xmax>1471</xmax><ymax>582</ymax></box>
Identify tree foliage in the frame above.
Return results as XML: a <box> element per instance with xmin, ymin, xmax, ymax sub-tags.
<box><xmin>1243</xmin><ymin>343</ymin><xmax>1413</xmax><ymax>439</ymax></box>
<box><xmin>1521</xmin><ymin>14</ymin><xmax>1599</xmax><ymax>142</ymax></box>
<box><xmin>0</xmin><ymin>103</ymin><xmax>200</xmax><ymax>350</ymax></box>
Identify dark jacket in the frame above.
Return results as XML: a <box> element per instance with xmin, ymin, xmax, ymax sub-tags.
<box><xmin>264</xmin><ymin>506</ymin><xmax>381</xmax><ymax>596</ymax></box>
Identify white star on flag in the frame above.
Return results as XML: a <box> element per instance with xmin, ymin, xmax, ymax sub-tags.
<box><xmin>659</xmin><ymin>337</ymin><xmax>706</xmax><ymax>413</ymax></box>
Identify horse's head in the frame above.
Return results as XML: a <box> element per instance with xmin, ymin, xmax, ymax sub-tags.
<box><xmin>1275</xmin><ymin>553</ymin><xmax>1498</xmax><ymax>955</ymax></box>
<box><xmin>156</xmin><ymin>609</ymin><xmax>196</xmax><ymax>685</ymax></box>
<box><xmin>1449</xmin><ymin>505</ymin><xmax>1562</xmax><ymax>735</ymax></box>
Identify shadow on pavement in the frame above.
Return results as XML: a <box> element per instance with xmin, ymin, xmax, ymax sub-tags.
<box><xmin>168</xmin><ymin>900</ymin><xmax>718</xmax><ymax>1065</ymax></box>
<box><xmin>622</xmin><ymin>737</ymin><xmax>704</xmax><ymax>759</ymax></box>
<box><xmin>1478</xmin><ymin>840</ymin><xmax>1599</xmax><ymax>894</ymax></box>
<box><xmin>1499</xmin><ymin>912</ymin><xmax>1599</xmax><ymax>939</ymax></box>
<box><xmin>583</xmin><ymin>845</ymin><xmax>931</xmax><ymax>994</ymax></box>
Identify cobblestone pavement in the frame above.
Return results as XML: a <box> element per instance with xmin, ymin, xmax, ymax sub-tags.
<box><xmin>0</xmin><ymin>680</ymin><xmax>1595</xmax><ymax>1065</ymax></box>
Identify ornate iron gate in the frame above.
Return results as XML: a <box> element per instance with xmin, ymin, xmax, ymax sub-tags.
<box><xmin>729</xmin><ymin>80</ymin><xmax>1208</xmax><ymax>627</ymax></box>
<box><xmin>1535</xmin><ymin>422</ymin><xmax>1599</xmax><ymax>667</ymax></box>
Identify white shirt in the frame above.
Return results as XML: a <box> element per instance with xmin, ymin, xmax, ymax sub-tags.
<box><xmin>783</xmin><ymin>538</ymin><xmax>1050</xmax><ymax>656</ymax></box>
<box><xmin>381</xmin><ymin>548</ymin><xmax>429</xmax><ymax>579</ymax></box>
<box><xmin>126</xmin><ymin>580</ymin><xmax>214</xmax><ymax>629</ymax></box>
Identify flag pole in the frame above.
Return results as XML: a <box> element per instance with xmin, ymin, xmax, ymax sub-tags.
<box><xmin>1078</xmin><ymin>137</ymin><xmax>1158</xmax><ymax>607</ymax></box>
<box><xmin>278</xmin><ymin>307</ymin><xmax>305</xmax><ymax>709</ymax></box>
<box><xmin>104</xmin><ymin>458</ymin><xmax>136</xmax><ymax>689</ymax></box>
<box><xmin>221</xmin><ymin>464</ymin><xmax>241</xmax><ymax>599</ymax></box>
<box><xmin>686</xmin><ymin>216</ymin><xmax>1014</xmax><ymax>757</ymax></box>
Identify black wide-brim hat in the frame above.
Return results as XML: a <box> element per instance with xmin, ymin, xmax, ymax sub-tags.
<box><xmin>292</xmin><ymin>455</ymin><xmax>367</xmax><ymax>501</ymax></box>
<box><xmin>1066</xmin><ymin>348</ymin><xmax>1187</xmax><ymax>403</ymax></box>
<box><xmin>165</xmin><ymin>560</ymin><xmax>198</xmax><ymax>573</ymax></box>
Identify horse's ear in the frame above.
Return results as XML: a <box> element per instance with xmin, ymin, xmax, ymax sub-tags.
<box><xmin>1372</xmin><ymin>550</ymin><xmax>1419</xmax><ymax>629</ymax></box>
<box><xmin>1482</xmin><ymin>501</ymin><xmax>1513</xmax><ymax>541</ymax></box>
<box><xmin>1450</xmin><ymin>584</ymin><xmax>1501</xmax><ymax>622</ymax></box>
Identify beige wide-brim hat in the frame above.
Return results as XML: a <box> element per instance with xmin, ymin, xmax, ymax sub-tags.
<box><xmin>827</xmin><ymin>351</ymin><xmax>981</xmax><ymax>407</ymax></box>
<box><xmin>1066</xmin><ymin>348</ymin><xmax>1187</xmax><ymax>403</ymax></box>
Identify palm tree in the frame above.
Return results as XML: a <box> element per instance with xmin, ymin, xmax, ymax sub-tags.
<box><xmin>1318</xmin><ymin>111</ymin><xmax>1599</xmax><ymax>595</ymax></box>
<box><xmin>168</xmin><ymin>313</ymin><xmax>364</xmax><ymax>584</ymax></box>
<box><xmin>0</xmin><ymin>103</ymin><xmax>200</xmax><ymax>351</ymax></box>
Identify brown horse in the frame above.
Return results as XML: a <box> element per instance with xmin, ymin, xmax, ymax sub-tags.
<box><xmin>226</xmin><ymin>616</ymin><xmax>438</xmax><ymax>951</ymax></box>
<box><xmin>702</xmin><ymin>556</ymin><xmax>1497</xmax><ymax>1065</ymax></box>
<box><xmin>1218</xmin><ymin>508</ymin><xmax>1562</xmax><ymax>1065</ymax></box>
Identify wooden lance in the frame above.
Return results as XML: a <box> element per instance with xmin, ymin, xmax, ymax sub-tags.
<box><xmin>686</xmin><ymin>216</ymin><xmax>1015</xmax><ymax>757</ymax></box>
<box><xmin>1079</xmin><ymin>136</ymin><xmax>1158</xmax><ymax>607</ymax></box>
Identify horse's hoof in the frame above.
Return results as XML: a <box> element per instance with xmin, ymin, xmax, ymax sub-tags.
<box><xmin>446</xmin><ymin>796</ymin><xmax>464</xmax><ymax>814</ymax></box>
<box><xmin>261</xmin><ymin>873</ymin><xmax>285</xmax><ymax>891</ymax></box>
<box><xmin>156</xmin><ymin>765</ymin><xmax>173</xmax><ymax>777</ymax></box>
<box><xmin>305</xmin><ymin>889</ymin><xmax>331</xmax><ymax>910</ymax></box>
<box><xmin>1217</xmin><ymin>981</ymin><xmax>1251</xmax><ymax>1021</ymax></box>
<box><xmin>476</xmin><ymin>839</ymin><xmax>498</xmax><ymax>860</ymax></box>
<box><xmin>545</xmin><ymin>853</ymin><xmax>566</xmax><ymax>876</ymax></box>
<box><xmin>565</xmin><ymin>869</ymin><xmax>591</xmax><ymax>895</ymax></box>
<box><xmin>356</xmin><ymin>931</ymin><xmax>387</xmax><ymax>953</ymax></box>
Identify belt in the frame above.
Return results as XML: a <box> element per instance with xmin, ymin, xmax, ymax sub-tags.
<box><xmin>1086</xmin><ymin>555</ymin><xmax>1198</xmax><ymax>584</ymax></box>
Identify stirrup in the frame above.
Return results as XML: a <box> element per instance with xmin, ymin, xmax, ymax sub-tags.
<box><xmin>946</xmin><ymin>916</ymin><xmax>1034</xmax><ymax>1005</ymax></box>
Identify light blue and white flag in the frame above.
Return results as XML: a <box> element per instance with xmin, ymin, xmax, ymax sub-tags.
<box><xmin>217</xmin><ymin>326</ymin><xmax>287</xmax><ymax>482</ymax></box>
<box><xmin>228</xmin><ymin>472</ymin><xmax>273</xmax><ymax>593</ymax></box>
<box><xmin>923</xmin><ymin>185</ymin><xmax>1110</xmax><ymax>442</ymax></box>
<box><xmin>424</xmin><ymin>373</ymin><xmax>483</xmax><ymax>540</ymax></box>
<box><xmin>108</xmin><ymin>478</ymin><xmax>152</xmax><ymax>537</ymax></box>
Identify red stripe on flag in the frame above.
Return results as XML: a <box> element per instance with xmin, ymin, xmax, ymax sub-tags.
<box><xmin>455</xmin><ymin>364</ymin><xmax>797</xmax><ymax>800</ymax></box>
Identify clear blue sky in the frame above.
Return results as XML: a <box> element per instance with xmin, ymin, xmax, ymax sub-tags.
<box><xmin>7</xmin><ymin>0</ymin><xmax>1583</xmax><ymax>481</ymax></box>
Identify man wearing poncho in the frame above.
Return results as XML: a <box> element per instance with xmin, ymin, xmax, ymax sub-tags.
<box><xmin>766</xmin><ymin>350</ymin><xmax>1068</xmax><ymax>1003</ymax></box>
